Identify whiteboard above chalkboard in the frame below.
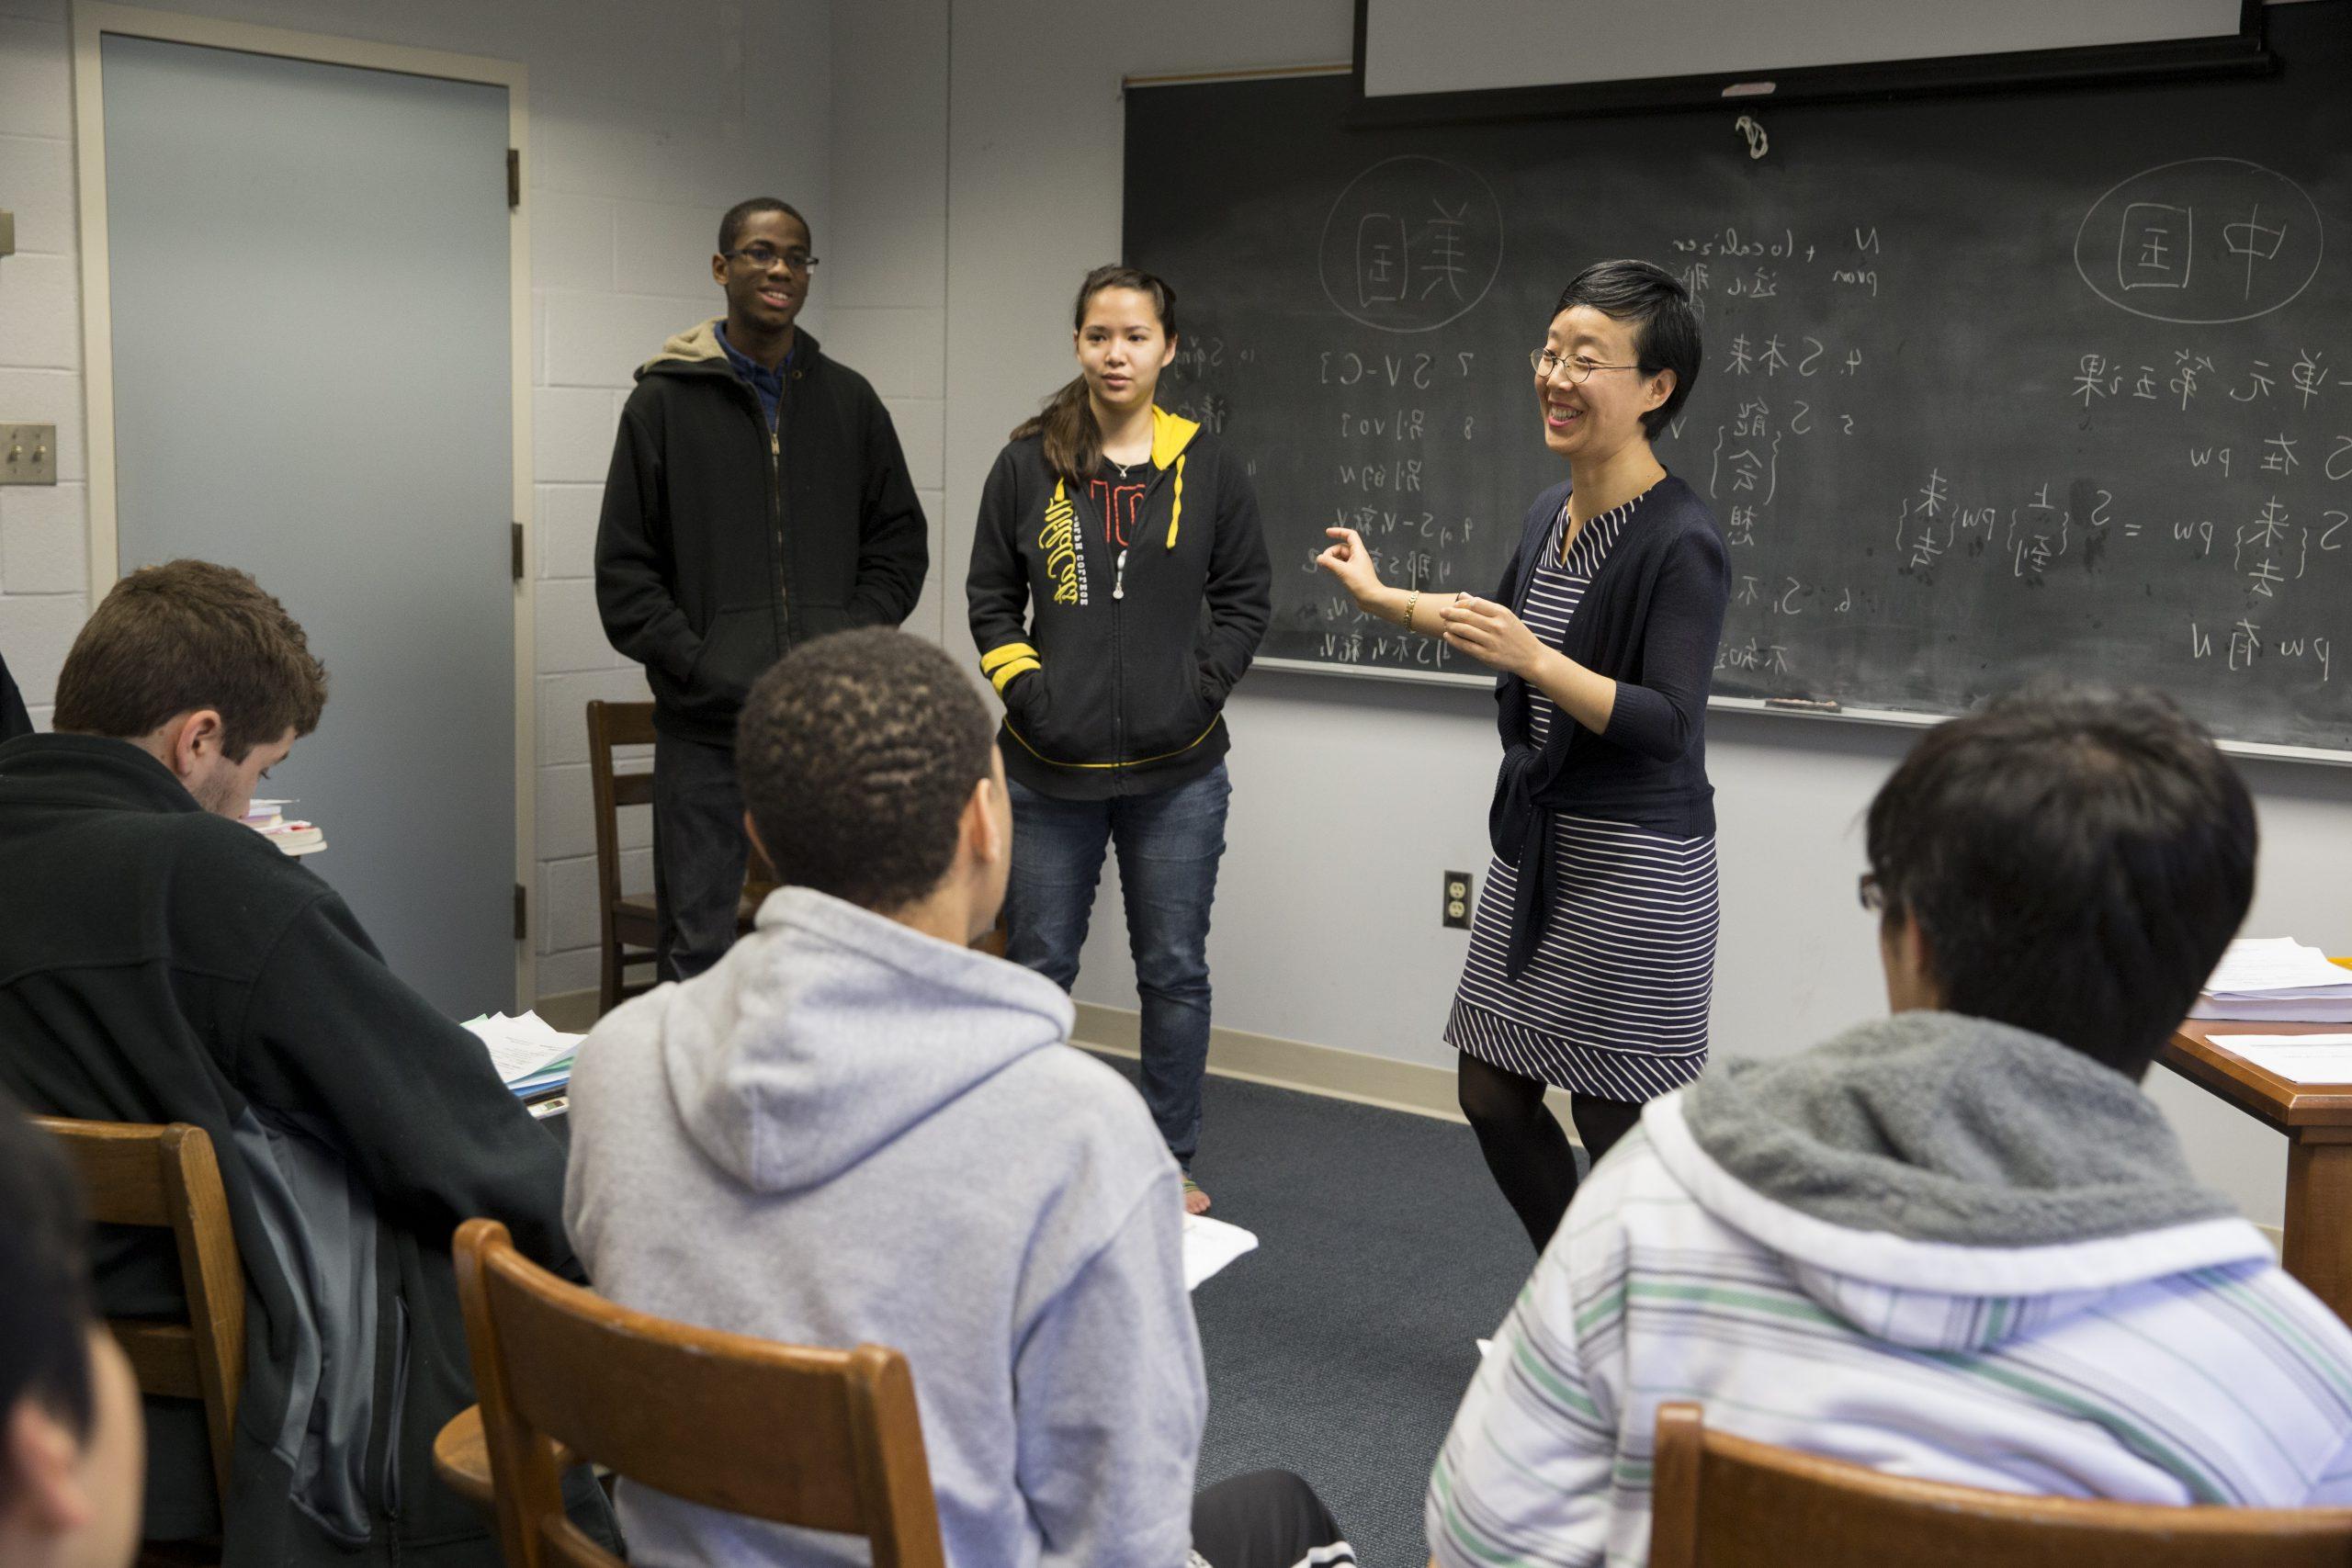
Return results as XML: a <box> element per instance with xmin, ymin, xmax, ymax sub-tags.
<box><xmin>1125</xmin><ymin>1</ymin><xmax>2352</xmax><ymax>761</ymax></box>
<box><xmin>1359</xmin><ymin>0</ymin><xmax>2250</xmax><ymax>99</ymax></box>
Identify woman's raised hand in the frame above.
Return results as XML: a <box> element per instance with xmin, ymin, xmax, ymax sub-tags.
<box><xmin>1315</xmin><ymin>526</ymin><xmax>1385</xmax><ymax>604</ymax></box>
<box><xmin>1442</xmin><ymin>593</ymin><xmax>1548</xmax><ymax>679</ymax></box>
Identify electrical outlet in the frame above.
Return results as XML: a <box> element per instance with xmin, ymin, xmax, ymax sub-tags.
<box><xmin>0</xmin><ymin>424</ymin><xmax>56</xmax><ymax>486</ymax></box>
<box><xmin>1442</xmin><ymin>869</ymin><xmax>1474</xmax><ymax>930</ymax></box>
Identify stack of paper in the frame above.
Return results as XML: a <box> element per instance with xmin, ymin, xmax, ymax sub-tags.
<box><xmin>2204</xmin><ymin>1034</ymin><xmax>2352</xmax><ymax>1086</ymax></box>
<box><xmin>242</xmin><ymin>799</ymin><xmax>326</xmax><ymax>857</ymax></box>
<box><xmin>462</xmin><ymin>1011</ymin><xmax>582</xmax><ymax>1097</ymax></box>
<box><xmin>2193</xmin><ymin>938</ymin><xmax>2352</xmax><ymax>1022</ymax></box>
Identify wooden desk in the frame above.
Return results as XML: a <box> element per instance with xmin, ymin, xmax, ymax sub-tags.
<box><xmin>2161</xmin><ymin>1021</ymin><xmax>2352</xmax><ymax>1323</ymax></box>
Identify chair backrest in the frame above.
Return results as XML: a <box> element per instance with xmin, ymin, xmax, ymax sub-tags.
<box><xmin>453</xmin><ymin>1219</ymin><xmax>946</xmax><ymax>1568</ymax></box>
<box><xmin>33</xmin><ymin>1117</ymin><xmax>246</xmax><ymax>1516</ymax></box>
<box><xmin>1648</xmin><ymin>1402</ymin><xmax>2352</xmax><ymax>1568</ymax></box>
<box><xmin>583</xmin><ymin>699</ymin><xmax>657</xmax><ymax>920</ymax></box>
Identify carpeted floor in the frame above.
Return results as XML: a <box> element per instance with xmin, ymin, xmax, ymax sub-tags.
<box><xmin>1095</xmin><ymin>1054</ymin><xmax>1579</xmax><ymax>1568</ymax></box>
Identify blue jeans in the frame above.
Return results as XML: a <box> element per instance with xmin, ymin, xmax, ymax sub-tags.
<box><xmin>1005</xmin><ymin>761</ymin><xmax>1231</xmax><ymax>1169</ymax></box>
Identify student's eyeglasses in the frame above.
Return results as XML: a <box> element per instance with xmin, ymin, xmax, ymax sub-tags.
<box><xmin>1530</xmin><ymin>348</ymin><xmax>1641</xmax><ymax>384</ymax></box>
<box><xmin>1857</xmin><ymin>872</ymin><xmax>1885</xmax><ymax>914</ymax></box>
<box><xmin>725</xmin><ymin>245</ymin><xmax>820</xmax><ymax>275</ymax></box>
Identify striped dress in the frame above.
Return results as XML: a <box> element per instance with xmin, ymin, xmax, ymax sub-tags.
<box><xmin>1443</xmin><ymin>491</ymin><xmax>1720</xmax><ymax>1101</ymax></box>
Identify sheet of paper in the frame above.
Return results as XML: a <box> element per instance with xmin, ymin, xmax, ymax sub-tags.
<box><xmin>2208</xmin><ymin>1033</ymin><xmax>2352</xmax><ymax>1085</ymax></box>
<box><xmin>462</xmin><ymin>1012</ymin><xmax>584</xmax><ymax>1085</ymax></box>
<box><xmin>2202</xmin><ymin>938</ymin><xmax>2352</xmax><ymax>998</ymax></box>
<box><xmin>1182</xmin><ymin>1213</ymin><xmax>1259</xmax><ymax>1290</ymax></box>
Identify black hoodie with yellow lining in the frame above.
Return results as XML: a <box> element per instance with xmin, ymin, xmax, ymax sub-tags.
<box><xmin>967</xmin><ymin>408</ymin><xmax>1271</xmax><ymax>799</ymax></box>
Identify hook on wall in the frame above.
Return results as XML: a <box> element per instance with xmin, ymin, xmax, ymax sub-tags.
<box><xmin>1734</xmin><ymin>115</ymin><xmax>1769</xmax><ymax>161</ymax></box>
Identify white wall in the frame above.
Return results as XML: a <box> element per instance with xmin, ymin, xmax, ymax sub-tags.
<box><xmin>895</xmin><ymin>0</ymin><xmax>2352</xmax><ymax>1225</ymax></box>
<box><xmin>0</xmin><ymin>0</ymin><xmax>831</xmax><ymax>999</ymax></box>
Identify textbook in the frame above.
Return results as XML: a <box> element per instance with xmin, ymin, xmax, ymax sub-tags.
<box><xmin>2192</xmin><ymin>938</ymin><xmax>2352</xmax><ymax>1022</ymax></box>
<box><xmin>241</xmin><ymin>798</ymin><xmax>327</xmax><ymax>857</ymax></box>
<box><xmin>461</xmin><ymin>1010</ymin><xmax>582</xmax><ymax>1096</ymax></box>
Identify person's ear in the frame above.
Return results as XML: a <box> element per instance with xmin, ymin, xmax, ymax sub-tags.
<box><xmin>967</xmin><ymin>776</ymin><xmax>1005</xmax><ymax>867</ymax></box>
<box><xmin>1642</xmin><ymin>367</ymin><xmax>1676</xmax><ymax>415</ymax></box>
<box><xmin>170</xmin><ymin>711</ymin><xmax>227</xmax><ymax>779</ymax></box>
<box><xmin>1157</xmin><ymin>331</ymin><xmax>1179</xmax><ymax>369</ymax></box>
<box><xmin>741</xmin><ymin>811</ymin><xmax>774</xmax><ymax>881</ymax></box>
<box><xmin>2</xmin><ymin>1395</ymin><xmax>93</xmax><ymax>1535</ymax></box>
<box><xmin>712</xmin><ymin>251</ymin><xmax>729</xmax><ymax>288</ymax></box>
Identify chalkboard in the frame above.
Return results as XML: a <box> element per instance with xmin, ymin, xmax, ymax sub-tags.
<box><xmin>1124</xmin><ymin>1</ymin><xmax>2352</xmax><ymax>759</ymax></box>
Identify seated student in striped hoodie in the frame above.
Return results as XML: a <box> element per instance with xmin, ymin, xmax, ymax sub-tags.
<box><xmin>1428</xmin><ymin>680</ymin><xmax>2352</xmax><ymax>1568</ymax></box>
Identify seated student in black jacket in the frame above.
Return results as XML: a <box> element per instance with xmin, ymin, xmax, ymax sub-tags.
<box><xmin>0</xmin><ymin>560</ymin><xmax>613</xmax><ymax>1568</ymax></box>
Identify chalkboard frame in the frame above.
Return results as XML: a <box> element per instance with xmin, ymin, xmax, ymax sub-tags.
<box><xmin>1346</xmin><ymin>0</ymin><xmax>2273</xmax><ymax>128</ymax></box>
<box><xmin>1250</xmin><ymin>652</ymin><xmax>2352</xmax><ymax>766</ymax></box>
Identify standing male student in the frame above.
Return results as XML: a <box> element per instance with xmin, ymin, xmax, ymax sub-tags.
<box><xmin>0</xmin><ymin>561</ymin><xmax>613</xmax><ymax>1568</ymax></box>
<box><xmin>597</xmin><ymin>196</ymin><xmax>928</xmax><ymax>981</ymax></box>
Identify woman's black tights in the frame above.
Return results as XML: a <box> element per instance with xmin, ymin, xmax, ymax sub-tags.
<box><xmin>1458</xmin><ymin>1052</ymin><xmax>1644</xmax><ymax>1252</ymax></box>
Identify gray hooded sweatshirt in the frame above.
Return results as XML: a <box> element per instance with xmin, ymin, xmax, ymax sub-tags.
<box><xmin>565</xmin><ymin>888</ymin><xmax>1206</xmax><ymax>1568</ymax></box>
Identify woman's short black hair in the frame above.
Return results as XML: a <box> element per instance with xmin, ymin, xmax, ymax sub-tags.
<box><xmin>735</xmin><ymin>629</ymin><xmax>995</xmax><ymax>913</ymax></box>
<box><xmin>1553</xmin><ymin>259</ymin><xmax>1702</xmax><ymax>440</ymax></box>
<box><xmin>0</xmin><ymin>1095</ymin><xmax>96</xmax><ymax>1440</ymax></box>
<box><xmin>1864</xmin><ymin>681</ymin><xmax>2256</xmax><ymax>1079</ymax></box>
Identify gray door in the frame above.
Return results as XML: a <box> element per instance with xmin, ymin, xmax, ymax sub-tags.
<box><xmin>103</xmin><ymin>35</ymin><xmax>515</xmax><ymax>1017</ymax></box>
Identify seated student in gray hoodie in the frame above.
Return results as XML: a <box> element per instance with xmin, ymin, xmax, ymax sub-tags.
<box><xmin>565</xmin><ymin>628</ymin><xmax>1351</xmax><ymax>1568</ymax></box>
<box><xmin>1427</xmin><ymin>681</ymin><xmax>2352</xmax><ymax>1568</ymax></box>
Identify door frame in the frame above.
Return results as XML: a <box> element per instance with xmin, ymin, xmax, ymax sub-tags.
<box><xmin>71</xmin><ymin>3</ymin><xmax>538</xmax><ymax>1007</ymax></box>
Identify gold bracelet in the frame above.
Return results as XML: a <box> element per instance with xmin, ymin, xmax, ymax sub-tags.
<box><xmin>1404</xmin><ymin>588</ymin><xmax>1419</xmax><ymax>631</ymax></box>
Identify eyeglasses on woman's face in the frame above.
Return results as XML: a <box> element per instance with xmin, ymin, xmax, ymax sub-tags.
<box><xmin>1529</xmin><ymin>347</ymin><xmax>1641</xmax><ymax>384</ymax></box>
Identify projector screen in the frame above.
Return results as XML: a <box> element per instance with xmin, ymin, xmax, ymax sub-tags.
<box><xmin>1360</xmin><ymin>0</ymin><xmax>2251</xmax><ymax>99</ymax></box>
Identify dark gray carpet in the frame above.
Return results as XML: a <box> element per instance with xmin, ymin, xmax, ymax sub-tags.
<box><xmin>1096</xmin><ymin>1054</ymin><xmax>1574</xmax><ymax>1568</ymax></box>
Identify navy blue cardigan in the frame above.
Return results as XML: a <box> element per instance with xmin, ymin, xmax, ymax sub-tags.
<box><xmin>1487</xmin><ymin>473</ymin><xmax>1730</xmax><ymax>977</ymax></box>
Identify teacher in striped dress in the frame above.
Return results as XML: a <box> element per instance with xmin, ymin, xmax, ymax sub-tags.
<box><xmin>1317</xmin><ymin>260</ymin><xmax>1728</xmax><ymax>1250</ymax></box>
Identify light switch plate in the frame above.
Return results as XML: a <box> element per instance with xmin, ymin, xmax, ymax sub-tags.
<box><xmin>1</xmin><ymin>424</ymin><xmax>57</xmax><ymax>485</ymax></box>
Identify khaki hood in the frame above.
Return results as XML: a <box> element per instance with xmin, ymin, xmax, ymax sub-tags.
<box><xmin>639</xmin><ymin>317</ymin><xmax>730</xmax><ymax>376</ymax></box>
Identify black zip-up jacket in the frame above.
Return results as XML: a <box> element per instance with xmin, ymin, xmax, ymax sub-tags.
<box><xmin>596</xmin><ymin>321</ymin><xmax>929</xmax><ymax>745</ymax></box>
<box><xmin>0</xmin><ymin>735</ymin><xmax>612</xmax><ymax>1567</ymax></box>
<box><xmin>967</xmin><ymin>411</ymin><xmax>1272</xmax><ymax>799</ymax></box>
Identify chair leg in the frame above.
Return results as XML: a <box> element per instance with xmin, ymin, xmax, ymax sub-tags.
<box><xmin>598</xmin><ymin>936</ymin><xmax>619</xmax><ymax>1017</ymax></box>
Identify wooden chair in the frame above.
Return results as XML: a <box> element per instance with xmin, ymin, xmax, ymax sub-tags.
<box><xmin>448</xmin><ymin>1217</ymin><xmax>945</xmax><ymax>1568</ymax></box>
<box><xmin>33</xmin><ymin>1118</ymin><xmax>245</xmax><ymax>1541</ymax></box>
<box><xmin>586</xmin><ymin>700</ymin><xmax>771</xmax><ymax>1016</ymax></box>
<box><xmin>1648</xmin><ymin>1401</ymin><xmax>2352</xmax><ymax>1568</ymax></box>
<box><xmin>585</xmin><ymin>700</ymin><xmax>662</xmax><ymax>1015</ymax></box>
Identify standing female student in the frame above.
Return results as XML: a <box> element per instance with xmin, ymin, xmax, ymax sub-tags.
<box><xmin>1318</xmin><ymin>259</ymin><xmax>1727</xmax><ymax>1250</ymax></box>
<box><xmin>968</xmin><ymin>265</ymin><xmax>1272</xmax><ymax>1214</ymax></box>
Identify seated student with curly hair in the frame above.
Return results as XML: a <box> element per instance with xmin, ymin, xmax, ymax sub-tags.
<box><xmin>566</xmin><ymin>628</ymin><xmax>1351</xmax><ymax>1568</ymax></box>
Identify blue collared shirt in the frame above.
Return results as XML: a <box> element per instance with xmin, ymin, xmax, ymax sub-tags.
<box><xmin>715</xmin><ymin>322</ymin><xmax>790</xmax><ymax>433</ymax></box>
